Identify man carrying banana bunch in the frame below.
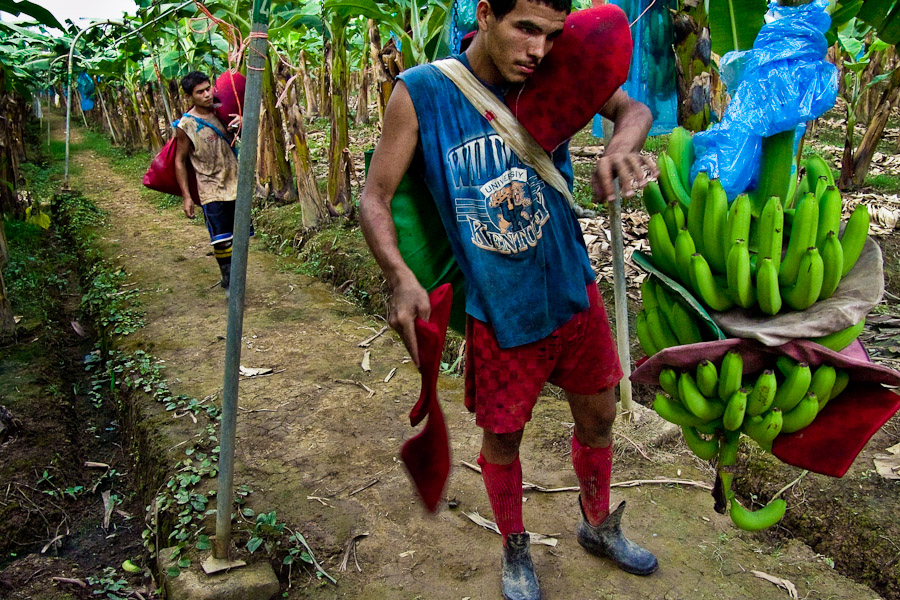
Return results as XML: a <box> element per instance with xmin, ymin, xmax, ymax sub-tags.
<box><xmin>360</xmin><ymin>1</ymin><xmax>658</xmax><ymax>598</ymax></box>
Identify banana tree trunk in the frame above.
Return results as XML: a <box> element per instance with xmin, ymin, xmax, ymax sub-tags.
<box><xmin>356</xmin><ymin>22</ymin><xmax>371</xmax><ymax>125</ymax></box>
<box><xmin>368</xmin><ymin>19</ymin><xmax>390</xmax><ymax>124</ymax></box>
<box><xmin>847</xmin><ymin>67</ymin><xmax>900</xmax><ymax>188</ymax></box>
<box><xmin>0</xmin><ymin>267</ymin><xmax>14</xmax><ymax>340</ymax></box>
<box><xmin>299</xmin><ymin>50</ymin><xmax>319</xmax><ymax>116</ymax></box>
<box><xmin>261</xmin><ymin>56</ymin><xmax>297</xmax><ymax>203</ymax></box>
<box><xmin>0</xmin><ymin>215</ymin><xmax>8</xmax><ymax>267</ymax></box>
<box><xmin>327</xmin><ymin>16</ymin><xmax>352</xmax><ymax>216</ymax></box>
<box><xmin>671</xmin><ymin>2</ymin><xmax>718</xmax><ymax>131</ymax></box>
<box><xmin>286</xmin><ymin>83</ymin><xmax>325</xmax><ymax>228</ymax></box>
<box><xmin>319</xmin><ymin>40</ymin><xmax>332</xmax><ymax>119</ymax></box>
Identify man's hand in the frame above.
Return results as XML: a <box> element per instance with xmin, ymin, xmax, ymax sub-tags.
<box><xmin>183</xmin><ymin>196</ymin><xmax>195</xmax><ymax>219</ymax></box>
<box><xmin>388</xmin><ymin>277</ymin><xmax>431</xmax><ymax>369</ymax></box>
<box><xmin>228</xmin><ymin>114</ymin><xmax>242</xmax><ymax>131</ymax></box>
<box><xmin>591</xmin><ymin>151</ymin><xmax>658</xmax><ymax>204</ymax></box>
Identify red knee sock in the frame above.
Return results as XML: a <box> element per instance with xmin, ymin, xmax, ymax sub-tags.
<box><xmin>478</xmin><ymin>453</ymin><xmax>525</xmax><ymax>545</ymax></box>
<box><xmin>571</xmin><ymin>433</ymin><xmax>612</xmax><ymax>526</ymax></box>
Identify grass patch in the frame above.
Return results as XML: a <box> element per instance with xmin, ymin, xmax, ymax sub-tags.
<box><xmin>863</xmin><ymin>172</ymin><xmax>900</xmax><ymax>194</ymax></box>
<box><xmin>3</xmin><ymin>219</ymin><xmax>70</xmax><ymax>322</ymax></box>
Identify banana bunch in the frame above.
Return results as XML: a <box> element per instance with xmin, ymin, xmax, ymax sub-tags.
<box><xmin>635</xmin><ymin>278</ymin><xmax>713</xmax><ymax>356</ymax></box>
<box><xmin>652</xmin><ymin>351</ymin><xmax>850</xmax><ymax>531</ymax></box>
<box><xmin>645</xmin><ymin>129</ymin><xmax>871</xmax><ymax>330</ymax></box>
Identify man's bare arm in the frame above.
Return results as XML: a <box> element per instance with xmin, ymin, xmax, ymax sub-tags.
<box><xmin>359</xmin><ymin>82</ymin><xmax>431</xmax><ymax>367</ymax></box>
<box><xmin>592</xmin><ymin>89</ymin><xmax>657</xmax><ymax>202</ymax></box>
<box><xmin>174</xmin><ymin>128</ymin><xmax>195</xmax><ymax>219</ymax></box>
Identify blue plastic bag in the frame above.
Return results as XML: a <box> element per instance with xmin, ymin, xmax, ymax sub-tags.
<box><xmin>691</xmin><ymin>0</ymin><xmax>838</xmax><ymax>198</ymax></box>
<box><xmin>77</xmin><ymin>71</ymin><xmax>95</xmax><ymax>112</ymax></box>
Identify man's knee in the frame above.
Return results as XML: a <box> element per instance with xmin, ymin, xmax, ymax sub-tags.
<box><xmin>569</xmin><ymin>388</ymin><xmax>617</xmax><ymax>446</ymax></box>
<box><xmin>481</xmin><ymin>429</ymin><xmax>524</xmax><ymax>465</ymax></box>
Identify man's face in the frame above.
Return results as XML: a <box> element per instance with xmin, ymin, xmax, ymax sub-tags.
<box><xmin>480</xmin><ymin>0</ymin><xmax>567</xmax><ymax>84</ymax></box>
<box><xmin>190</xmin><ymin>81</ymin><xmax>214</xmax><ymax>108</ymax></box>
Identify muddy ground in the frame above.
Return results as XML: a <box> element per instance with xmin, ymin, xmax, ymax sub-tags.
<box><xmin>2</xmin><ymin>114</ymin><xmax>897</xmax><ymax>600</ymax></box>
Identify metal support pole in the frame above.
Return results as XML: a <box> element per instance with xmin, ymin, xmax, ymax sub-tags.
<box><xmin>64</xmin><ymin>20</ymin><xmax>122</xmax><ymax>188</ymax></box>
<box><xmin>212</xmin><ymin>0</ymin><xmax>272</xmax><ymax>562</ymax></box>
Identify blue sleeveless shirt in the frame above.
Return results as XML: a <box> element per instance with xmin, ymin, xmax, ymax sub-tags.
<box><xmin>397</xmin><ymin>55</ymin><xmax>595</xmax><ymax>348</ymax></box>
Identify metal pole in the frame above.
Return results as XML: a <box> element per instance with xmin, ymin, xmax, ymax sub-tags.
<box><xmin>213</xmin><ymin>0</ymin><xmax>272</xmax><ymax>561</ymax></box>
<box><xmin>609</xmin><ymin>180</ymin><xmax>634</xmax><ymax>415</ymax></box>
<box><xmin>64</xmin><ymin>20</ymin><xmax>122</xmax><ymax>188</ymax></box>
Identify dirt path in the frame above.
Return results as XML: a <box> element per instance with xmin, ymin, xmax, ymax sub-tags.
<box><xmin>64</xmin><ymin>121</ymin><xmax>882</xmax><ymax>600</ymax></box>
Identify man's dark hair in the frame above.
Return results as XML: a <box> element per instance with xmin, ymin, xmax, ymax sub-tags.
<box><xmin>488</xmin><ymin>0</ymin><xmax>572</xmax><ymax>20</ymax></box>
<box><xmin>181</xmin><ymin>71</ymin><xmax>210</xmax><ymax>95</ymax></box>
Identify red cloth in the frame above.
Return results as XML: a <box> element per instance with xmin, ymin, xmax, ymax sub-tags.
<box><xmin>401</xmin><ymin>284</ymin><xmax>454</xmax><ymax>512</ymax></box>
<box><xmin>214</xmin><ymin>70</ymin><xmax>246</xmax><ymax>128</ymax></box>
<box><xmin>631</xmin><ymin>338</ymin><xmax>900</xmax><ymax>478</ymax></box>
<box><xmin>142</xmin><ymin>138</ymin><xmax>201</xmax><ymax>205</ymax></box>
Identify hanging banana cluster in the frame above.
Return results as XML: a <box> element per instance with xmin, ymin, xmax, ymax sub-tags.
<box><xmin>653</xmin><ymin>351</ymin><xmax>850</xmax><ymax>531</ymax></box>
<box><xmin>644</xmin><ymin>128</ymin><xmax>871</xmax><ymax>323</ymax></box>
<box><xmin>636</xmin><ymin>278</ymin><xmax>713</xmax><ymax>356</ymax></box>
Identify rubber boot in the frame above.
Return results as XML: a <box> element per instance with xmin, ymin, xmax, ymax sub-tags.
<box><xmin>219</xmin><ymin>262</ymin><xmax>231</xmax><ymax>299</ymax></box>
<box><xmin>500</xmin><ymin>533</ymin><xmax>541</xmax><ymax>600</ymax></box>
<box><xmin>576</xmin><ymin>499</ymin><xmax>658</xmax><ymax>575</ymax></box>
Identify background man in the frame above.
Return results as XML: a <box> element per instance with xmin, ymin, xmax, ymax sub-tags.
<box><xmin>360</xmin><ymin>1</ymin><xmax>659</xmax><ymax>598</ymax></box>
<box><xmin>174</xmin><ymin>71</ymin><xmax>241</xmax><ymax>295</ymax></box>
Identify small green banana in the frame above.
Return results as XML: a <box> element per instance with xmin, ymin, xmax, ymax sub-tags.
<box><xmin>646</xmin><ymin>307</ymin><xmax>680</xmax><ymax>351</ymax></box>
<box><xmin>726</xmin><ymin>238</ymin><xmax>754</xmax><ymax>309</ymax></box>
<box><xmin>804</xmin><ymin>153</ymin><xmax>835</xmax><ymax>188</ymax></box>
<box><xmin>663</xmin><ymin>201</ymin><xmax>686</xmax><ymax>243</ymax></box>
<box><xmin>749</xmin><ymin>129</ymin><xmax>795</xmax><ymax>212</ymax></box>
<box><xmin>775</xmin><ymin>355</ymin><xmax>798</xmax><ymax>377</ymax></box>
<box><xmin>816</xmin><ymin>186</ymin><xmax>843</xmax><ymax>249</ymax></box>
<box><xmin>671</xmin><ymin>301</ymin><xmax>704</xmax><ymax>345</ymax></box>
<box><xmin>659</xmin><ymin>367</ymin><xmax>680</xmax><ymax>399</ymax></box>
<box><xmin>753</xmin><ymin>196</ymin><xmax>784</xmax><ymax>275</ymax></box>
<box><xmin>688</xmin><ymin>172</ymin><xmax>709</xmax><ymax>257</ymax></box>
<box><xmin>809</xmin><ymin>364</ymin><xmax>837</xmax><ymax>411</ymax></box>
<box><xmin>726</xmin><ymin>194</ymin><xmax>752</xmax><ymax>252</ymax></box>
<box><xmin>658</xmin><ymin>152</ymin><xmax>692</xmax><ymax>210</ymax></box>
<box><xmin>780</xmin><ymin>392</ymin><xmax>819</xmax><ymax>433</ymax></box>
<box><xmin>640</xmin><ymin>278</ymin><xmax>659</xmax><ymax>310</ymax></box>
<box><xmin>746</xmin><ymin>369</ymin><xmax>777</xmax><ymax>416</ymax></box>
<box><xmin>729</xmin><ymin>496</ymin><xmax>787</xmax><ymax>531</ymax></box>
<box><xmin>696</xmin><ymin>418</ymin><xmax>724</xmax><ymax>435</ymax></box>
<box><xmin>718</xmin><ymin>350</ymin><xmax>744</xmax><ymax>402</ymax></box>
<box><xmin>742</xmin><ymin>409</ymin><xmax>783</xmax><ymax>452</ymax></box>
<box><xmin>682</xmin><ymin>426</ymin><xmax>719</xmax><ymax>460</ymax></box>
<box><xmin>703</xmin><ymin>179</ymin><xmax>729</xmax><ymax>273</ymax></box>
<box><xmin>779</xmin><ymin>193</ymin><xmax>818</xmax><ymax>287</ymax></box>
<box><xmin>642</xmin><ymin>180</ymin><xmax>668</xmax><ymax>216</ymax></box>
<box><xmin>653</xmin><ymin>393</ymin><xmax>706</xmax><ymax>427</ymax></box>
<box><xmin>668</xmin><ymin>126</ymin><xmax>695</xmax><ymax>192</ymax></box>
<box><xmin>808</xmin><ymin>318</ymin><xmax>865</xmax><ymax>352</ymax></box>
<box><xmin>648</xmin><ymin>213</ymin><xmax>679</xmax><ymax>279</ymax></box>
<box><xmin>756</xmin><ymin>257</ymin><xmax>782</xmax><ymax>316</ymax></box>
<box><xmin>636</xmin><ymin>310</ymin><xmax>659</xmax><ymax>357</ymax></box>
<box><xmin>830</xmin><ymin>369</ymin><xmax>850</xmax><ymax>400</ymax></box>
<box><xmin>814</xmin><ymin>175</ymin><xmax>830</xmax><ymax>200</ymax></box>
<box><xmin>690</xmin><ymin>253</ymin><xmax>734</xmax><ymax>312</ymax></box>
<box><xmin>818</xmin><ymin>230</ymin><xmax>843</xmax><ymax>301</ymax></box>
<box><xmin>772</xmin><ymin>361</ymin><xmax>811</xmax><ymax>412</ymax></box>
<box><xmin>674</xmin><ymin>227</ymin><xmax>697</xmax><ymax>287</ymax></box>
<box><xmin>696</xmin><ymin>359</ymin><xmax>719</xmax><ymax>398</ymax></box>
<box><xmin>723</xmin><ymin>387</ymin><xmax>750</xmax><ymax>431</ymax></box>
<box><xmin>655</xmin><ymin>282</ymin><xmax>676</xmax><ymax>328</ymax></box>
<box><xmin>840</xmin><ymin>203</ymin><xmax>869</xmax><ymax>277</ymax></box>
<box><xmin>678</xmin><ymin>371</ymin><xmax>725</xmax><ymax>421</ymax></box>
<box><xmin>781</xmin><ymin>246</ymin><xmax>824</xmax><ymax>311</ymax></box>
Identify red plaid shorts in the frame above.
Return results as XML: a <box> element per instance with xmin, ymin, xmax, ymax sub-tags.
<box><xmin>464</xmin><ymin>284</ymin><xmax>623</xmax><ymax>434</ymax></box>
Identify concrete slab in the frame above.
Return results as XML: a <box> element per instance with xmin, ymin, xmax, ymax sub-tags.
<box><xmin>159</xmin><ymin>547</ymin><xmax>279</xmax><ymax>600</ymax></box>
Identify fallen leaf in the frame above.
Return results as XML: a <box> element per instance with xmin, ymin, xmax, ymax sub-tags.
<box><xmin>361</xmin><ymin>350</ymin><xmax>371</xmax><ymax>372</ymax></box>
<box><xmin>874</xmin><ymin>443</ymin><xmax>900</xmax><ymax>481</ymax></box>
<box><xmin>462</xmin><ymin>511</ymin><xmax>558</xmax><ymax>547</ymax></box>
<box><xmin>239</xmin><ymin>366</ymin><xmax>273</xmax><ymax>377</ymax></box>
<box><xmin>71</xmin><ymin>321</ymin><xmax>85</xmax><ymax>337</ymax></box>
<box><xmin>750</xmin><ymin>570</ymin><xmax>798</xmax><ymax>598</ymax></box>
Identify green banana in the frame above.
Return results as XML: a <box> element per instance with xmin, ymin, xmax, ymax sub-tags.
<box><xmin>723</xmin><ymin>387</ymin><xmax>749</xmax><ymax>431</ymax></box>
<box><xmin>779</xmin><ymin>193</ymin><xmax>819</xmax><ymax>287</ymax></box>
<box><xmin>793</xmin><ymin>173</ymin><xmax>809</xmax><ymax>208</ymax></box>
<box><xmin>781</xmin><ymin>247</ymin><xmax>824</xmax><ymax>311</ymax></box>
<box><xmin>646</xmin><ymin>307</ymin><xmax>680</xmax><ymax>351</ymax></box>
<box><xmin>658</xmin><ymin>152</ymin><xmax>692</xmax><ymax>210</ymax></box>
<box><xmin>809</xmin><ymin>364</ymin><xmax>837</xmax><ymax>411</ymax></box>
<box><xmin>729</xmin><ymin>496</ymin><xmax>787</xmax><ymax>531</ymax></box>
<box><xmin>642</xmin><ymin>180</ymin><xmax>668</xmax><ymax>216</ymax></box>
<box><xmin>703</xmin><ymin>179</ymin><xmax>729</xmax><ymax>273</ymax></box>
<box><xmin>726</xmin><ymin>239</ymin><xmax>754</xmax><ymax>309</ymax></box>
<box><xmin>753</xmin><ymin>196</ymin><xmax>784</xmax><ymax>275</ymax></box>
<box><xmin>746</xmin><ymin>369</ymin><xmax>777</xmax><ymax>416</ymax></box>
<box><xmin>675</xmin><ymin>227</ymin><xmax>697</xmax><ymax>288</ymax></box>
<box><xmin>819</xmin><ymin>230</ymin><xmax>843</xmax><ymax>301</ymax></box>
<box><xmin>636</xmin><ymin>310</ymin><xmax>659</xmax><ymax>357</ymax></box>
<box><xmin>742</xmin><ymin>408</ymin><xmax>783</xmax><ymax>451</ymax></box>
<box><xmin>688</xmin><ymin>172</ymin><xmax>709</xmax><ymax>257</ymax></box>
<box><xmin>749</xmin><ymin>129</ymin><xmax>795</xmax><ymax>214</ymax></box>
<box><xmin>640</xmin><ymin>278</ymin><xmax>659</xmax><ymax>310</ymax></box>
<box><xmin>648</xmin><ymin>213</ymin><xmax>679</xmax><ymax>279</ymax></box>
<box><xmin>659</xmin><ymin>367</ymin><xmax>680</xmax><ymax>399</ymax></box>
<box><xmin>775</xmin><ymin>355</ymin><xmax>797</xmax><ymax>377</ymax></box>
<box><xmin>808</xmin><ymin>318</ymin><xmax>865</xmax><ymax>352</ymax></box>
<box><xmin>718</xmin><ymin>429</ymin><xmax>741</xmax><ymax>467</ymax></box>
<box><xmin>756</xmin><ymin>257</ymin><xmax>782</xmax><ymax>316</ymax></box>
<box><xmin>804</xmin><ymin>153</ymin><xmax>835</xmax><ymax>188</ymax></box>
<box><xmin>780</xmin><ymin>392</ymin><xmax>819</xmax><ymax>434</ymax></box>
<box><xmin>840</xmin><ymin>203</ymin><xmax>869</xmax><ymax>277</ymax></box>
<box><xmin>696</xmin><ymin>418</ymin><xmax>724</xmax><ymax>435</ymax></box>
<box><xmin>816</xmin><ymin>186</ymin><xmax>843</xmax><ymax>249</ymax></box>
<box><xmin>696</xmin><ymin>360</ymin><xmax>719</xmax><ymax>398</ymax></box>
<box><xmin>655</xmin><ymin>281</ymin><xmax>676</xmax><ymax>327</ymax></box>
<box><xmin>671</xmin><ymin>301</ymin><xmax>704</xmax><ymax>345</ymax></box>
<box><xmin>682</xmin><ymin>426</ymin><xmax>719</xmax><ymax>460</ymax></box>
<box><xmin>663</xmin><ymin>201</ymin><xmax>686</xmax><ymax>243</ymax></box>
<box><xmin>690</xmin><ymin>253</ymin><xmax>734</xmax><ymax>312</ymax></box>
<box><xmin>814</xmin><ymin>175</ymin><xmax>830</xmax><ymax>200</ymax></box>
<box><xmin>668</xmin><ymin>126</ymin><xmax>695</xmax><ymax>192</ymax></box>
<box><xmin>772</xmin><ymin>361</ymin><xmax>811</xmax><ymax>412</ymax></box>
<box><xmin>718</xmin><ymin>350</ymin><xmax>744</xmax><ymax>402</ymax></box>
<box><xmin>678</xmin><ymin>371</ymin><xmax>725</xmax><ymax>421</ymax></box>
<box><xmin>653</xmin><ymin>393</ymin><xmax>706</xmax><ymax>427</ymax></box>
<box><xmin>830</xmin><ymin>369</ymin><xmax>850</xmax><ymax>401</ymax></box>
<box><xmin>726</xmin><ymin>194</ymin><xmax>752</xmax><ymax>252</ymax></box>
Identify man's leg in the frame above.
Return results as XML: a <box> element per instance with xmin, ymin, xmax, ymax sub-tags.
<box><xmin>479</xmin><ymin>429</ymin><xmax>525</xmax><ymax>542</ymax></box>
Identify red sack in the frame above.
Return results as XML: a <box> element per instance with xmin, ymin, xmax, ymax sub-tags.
<box><xmin>214</xmin><ymin>70</ymin><xmax>246</xmax><ymax>127</ymax></box>
<box><xmin>142</xmin><ymin>137</ymin><xmax>201</xmax><ymax>205</ymax></box>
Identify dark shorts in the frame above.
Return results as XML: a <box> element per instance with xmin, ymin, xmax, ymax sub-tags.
<box><xmin>464</xmin><ymin>283</ymin><xmax>623</xmax><ymax>434</ymax></box>
<box><xmin>202</xmin><ymin>200</ymin><xmax>253</xmax><ymax>245</ymax></box>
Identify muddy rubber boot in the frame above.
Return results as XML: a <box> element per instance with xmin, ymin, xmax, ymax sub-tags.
<box><xmin>576</xmin><ymin>499</ymin><xmax>658</xmax><ymax>576</ymax></box>
<box><xmin>219</xmin><ymin>263</ymin><xmax>231</xmax><ymax>300</ymax></box>
<box><xmin>500</xmin><ymin>533</ymin><xmax>541</xmax><ymax>600</ymax></box>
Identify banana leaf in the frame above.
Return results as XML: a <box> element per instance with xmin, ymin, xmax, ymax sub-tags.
<box><xmin>708</xmin><ymin>0</ymin><xmax>766</xmax><ymax>56</ymax></box>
